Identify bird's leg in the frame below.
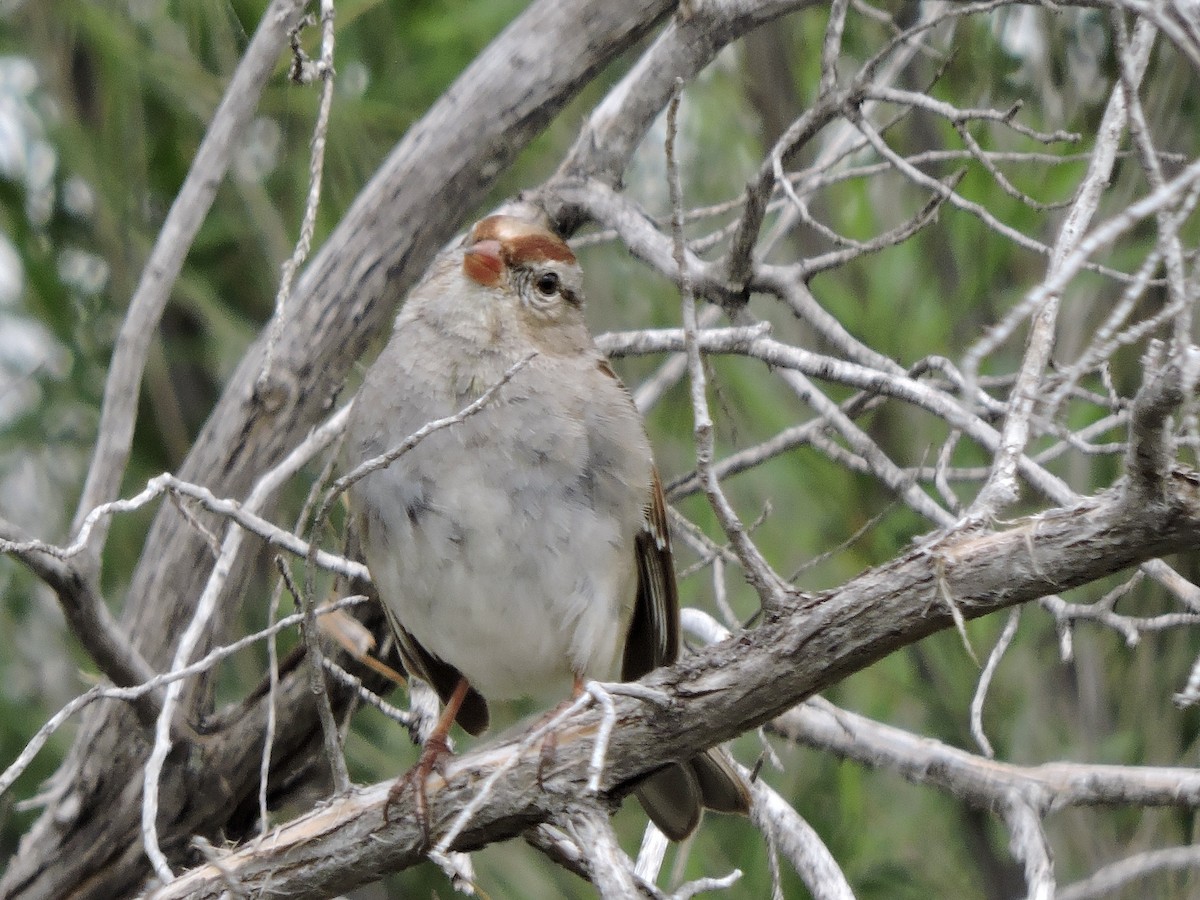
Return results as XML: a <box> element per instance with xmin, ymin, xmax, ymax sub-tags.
<box><xmin>538</xmin><ymin>673</ymin><xmax>586</xmax><ymax>787</ymax></box>
<box><xmin>385</xmin><ymin>677</ymin><xmax>471</xmax><ymax>843</ymax></box>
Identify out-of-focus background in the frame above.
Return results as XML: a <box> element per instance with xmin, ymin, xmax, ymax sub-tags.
<box><xmin>2</xmin><ymin>2</ymin><xmax>1199</xmax><ymax>897</ymax></box>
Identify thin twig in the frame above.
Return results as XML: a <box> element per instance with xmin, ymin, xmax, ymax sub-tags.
<box><xmin>966</xmin><ymin>17</ymin><xmax>1158</xmax><ymax>518</ymax></box>
<box><xmin>276</xmin><ymin>557</ymin><xmax>350</xmax><ymax>792</ymax></box>
<box><xmin>140</xmin><ymin>403</ymin><xmax>351</xmax><ymax>883</ymax></box>
<box><xmin>970</xmin><ymin>607</ymin><xmax>1020</xmax><ymax>758</ymax></box>
<box><xmin>0</xmin><ymin>595</ymin><xmax>365</xmax><ymax>802</ymax></box>
<box><xmin>1058</xmin><ymin>846</ymin><xmax>1200</xmax><ymax>900</ymax></box>
<box><xmin>257</xmin><ymin>1</ymin><xmax>337</xmax><ymax>407</ymax></box>
<box><xmin>665</xmin><ymin>80</ymin><xmax>789</xmax><ymax>609</ymax></box>
<box><xmin>71</xmin><ymin>0</ymin><xmax>309</xmax><ymax>562</ymax></box>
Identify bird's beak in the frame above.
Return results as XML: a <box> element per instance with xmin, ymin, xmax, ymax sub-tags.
<box><xmin>463</xmin><ymin>239</ymin><xmax>504</xmax><ymax>287</ymax></box>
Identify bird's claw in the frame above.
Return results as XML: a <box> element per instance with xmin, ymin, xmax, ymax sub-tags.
<box><xmin>384</xmin><ymin>733</ymin><xmax>454</xmax><ymax>847</ymax></box>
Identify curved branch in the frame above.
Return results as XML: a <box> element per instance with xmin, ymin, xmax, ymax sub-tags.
<box><xmin>0</xmin><ymin>517</ymin><xmax>158</xmax><ymax>719</ymax></box>
<box><xmin>554</xmin><ymin>0</ymin><xmax>814</xmax><ymax>185</ymax></box>
<box><xmin>71</xmin><ymin>0</ymin><xmax>309</xmax><ymax>559</ymax></box>
<box><xmin>157</xmin><ymin>472</ymin><xmax>1200</xmax><ymax>898</ymax></box>
<box><xmin>4</xmin><ymin>3</ymin><xmax>678</xmax><ymax>897</ymax></box>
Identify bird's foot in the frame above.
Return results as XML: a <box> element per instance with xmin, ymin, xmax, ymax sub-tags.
<box><xmin>385</xmin><ymin>733</ymin><xmax>454</xmax><ymax>846</ymax></box>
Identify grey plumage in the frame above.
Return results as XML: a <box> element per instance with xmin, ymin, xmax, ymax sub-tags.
<box><xmin>343</xmin><ymin>215</ymin><xmax>749</xmax><ymax>839</ymax></box>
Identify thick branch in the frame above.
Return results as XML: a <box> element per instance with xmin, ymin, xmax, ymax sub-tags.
<box><xmin>156</xmin><ymin>472</ymin><xmax>1200</xmax><ymax>898</ymax></box>
<box><xmin>71</xmin><ymin>0</ymin><xmax>309</xmax><ymax>559</ymax></box>
<box><xmin>553</xmin><ymin>0</ymin><xmax>813</xmax><ymax>185</ymax></box>
<box><xmin>2</xmin><ymin>3</ymin><xmax>676</xmax><ymax>897</ymax></box>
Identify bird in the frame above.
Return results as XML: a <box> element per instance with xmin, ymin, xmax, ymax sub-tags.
<box><xmin>342</xmin><ymin>213</ymin><xmax>749</xmax><ymax>840</ymax></box>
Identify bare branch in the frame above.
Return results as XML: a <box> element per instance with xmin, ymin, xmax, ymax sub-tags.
<box><xmin>257</xmin><ymin>2</ymin><xmax>338</xmax><ymax>406</ymax></box>
<box><xmin>14</xmin><ymin>4</ymin><xmax>1200</xmax><ymax>897</ymax></box>
<box><xmin>666</xmin><ymin>84</ymin><xmax>790</xmax><ymax>606</ymax></box>
<box><xmin>151</xmin><ymin>474</ymin><xmax>1200</xmax><ymax>897</ymax></box>
<box><xmin>0</xmin><ymin>597</ymin><xmax>366</xmax><ymax>801</ymax></box>
<box><xmin>1058</xmin><ymin>846</ymin><xmax>1200</xmax><ymax>900</ymax></box>
<box><xmin>0</xmin><ymin>516</ymin><xmax>158</xmax><ymax>716</ymax></box>
<box><xmin>71</xmin><ymin>0</ymin><xmax>310</xmax><ymax>560</ymax></box>
<box><xmin>560</xmin><ymin>805</ymin><xmax>645</xmax><ymax>899</ymax></box>
<box><xmin>554</xmin><ymin>0</ymin><xmax>817</xmax><ymax>187</ymax></box>
<box><xmin>745</xmin><ymin>762</ymin><xmax>853</xmax><ymax>900</ymax></box>
<box><xmin>1002</xmin><ymin>797</ymin><xmax>1055</xmax><ymax>900</ymax></box>
<box><xmin>967</xmin><ymin>17</ymin><xmax>1157</xmax><ymax>518</ymax></box>
<box><xmin>1125</xmin><ymin>343</ymin><xmax>1200</xmax><ymax>507</ymax></box>
<box><xmin>970</xmin><ymin>607</ymin><xmax>1020</xmax><ymax>758</ymax></box>
<box><xmin>774</xmin><ymin>696</ymin><xmax>1200</xmax><ymax>811</ymax></box>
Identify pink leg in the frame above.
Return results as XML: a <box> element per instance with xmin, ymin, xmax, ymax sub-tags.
<box><xmin>386</xmin><ymin>677</ymin><xmax>471</xmax><ymax>843</ymax></box>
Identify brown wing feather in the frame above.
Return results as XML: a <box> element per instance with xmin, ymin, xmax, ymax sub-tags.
<box><xmin>379</xmin><ymin>601</ymin><xmax>490</xmax><ymax>736</ymax></box>
<box><xmin>594</xmin><ymin>354</ymin><xmax>680</xmax><ymax>680</ymax></box>
<box><xmin>601</xmin><ymin>356</ymin><xmax>753</xmax><ymax>833</ymax></box>
<box><xmin>623</xmin><ymin>467</ymin><xmax>680</xmax><ymax>679</ymax></box>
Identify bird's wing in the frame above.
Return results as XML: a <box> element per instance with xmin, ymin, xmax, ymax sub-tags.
<box><xmin>624</xmin><ymin>466</ymin><xmax>681</xmax><ymax>679</ymax></box>
<box><xmin>378</xmin><ymin>592</ymin><xmax>490</xmax><ymax>736</ymax></box>
<box><xmin>590</xmin><ymin>354</ymin><xmax>680</xmax><ymax>681</ymax></box>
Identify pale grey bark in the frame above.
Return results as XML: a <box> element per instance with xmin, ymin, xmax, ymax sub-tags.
<box><xmin>0</xmin><ymin>1</ymin><xmax>677</xmax><ymax>896</ymax></box>
<box><xmin>150</xmin><ymin>442</ymin><xmax>1200</xmax><ymax>898</ymax></box>
<box><xmin>5</xmin><ymin>2</ymin><xmax>1200</xmax><ymax>898</ymax></box>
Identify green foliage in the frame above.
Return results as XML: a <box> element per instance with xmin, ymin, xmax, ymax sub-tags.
<box><xmin>3</xmin><ymin>1</ymin><xmax>1200</xmax><ymax>896</ymax></box>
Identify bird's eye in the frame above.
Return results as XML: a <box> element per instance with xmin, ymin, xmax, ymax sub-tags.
<box><xmin>535</xmin><ymin>272</ymin><xmax>560</xmax><ymax>296</ymax></box>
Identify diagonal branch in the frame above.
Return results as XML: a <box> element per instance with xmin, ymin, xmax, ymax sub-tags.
<box><xmin>2</xmin><ymin>4</ymin><xmax>689</xmax><ymax>896</ymax></box>
<box><xmin>71</xmin><ymin>0</ymin><xmax>309</xmax><ymax>562</ymax></box>
<box><xmin>0</xmin><ymin>517</ymin><xmax>158</xmax><ymax>719</ymax></box>
<box><xmin>155</xmin><ymin>464</ymin><xmax>1200</xmax><ymax>899</ymax></box>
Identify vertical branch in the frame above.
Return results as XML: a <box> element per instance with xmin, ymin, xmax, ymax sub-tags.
<box><xmin>281</xmin><ymin>557</ymin><xmax>351</xmax><ymax>793</ymax></box>
<box><xmin>255</xmin><ymin>0</ymin><xmax>345</xmax><ymax>819</ymax></box>
<box><xmin>746</xmin><ymin>761</ymin><xmax>854</xmax><ymax>900</ymax></box>
<box><xmin>258</xmin><ymin>568</ymin><xmax>288</xmax><ymax>832</ymax></box>
<box><xmin>260</xmin><ymin>420</ymin><xmax>349</xmax><ymax>828</ymax></box>
<box><xmin>257</xmin><ymin>0</ymin><xmax>338</xmax><ymax>405</ymax></box>
<box><xmin>665</xmin><ymin>82</ymin><xmax>789</xmax><ymax>609</ymax></box>
<box><xmin>818</xmin><ymin>0</ymin><xmax>850</xmax><ymax>96</ymax></box>
<box><xmin>1003</xmin><ymin>796</ymin><xmax>1055</xmax><ymax>900</ymax></box>
<box><xmin>965</xmin><ymin>18</ymin><xmax>1157</xmax><ymax>517</ymax></box>
<box><xmin>970</xmin><ymin>607</ymin><xmax>1020</xmax><ymax>758</ymax></box>
<box><xmin>140</xmin><ymin>405</ymin><xmax>351</xmax><ymax>883</ymax></box>
<box><xmin>562</xmin><ymin>805</ymin><xmax>646</xmax><ymax>898</ymax></box>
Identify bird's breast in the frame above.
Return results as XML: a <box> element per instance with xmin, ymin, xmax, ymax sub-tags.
<box><xmin>351</xmin><ymin>352</ymin><xmax>650</xmax><ymax>703</ymax></box>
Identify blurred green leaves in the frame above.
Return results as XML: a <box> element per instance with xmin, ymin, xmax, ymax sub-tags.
<box><xmin>2</xmin><ymin>2</ymin><xmax>1200</xmax><ymax>896</ymax></box>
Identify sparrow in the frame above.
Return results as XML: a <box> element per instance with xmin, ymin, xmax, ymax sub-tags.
<box><xmin>342</xmin><ymin>214</ymin><xmax>749</xmax><ymax>839</ymax></box>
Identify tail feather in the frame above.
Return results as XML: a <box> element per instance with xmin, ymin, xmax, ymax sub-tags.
<box><xmin>634</xmin><ymin>747</ymin><xmax>750</xmax><ymax>840</ymax></box>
